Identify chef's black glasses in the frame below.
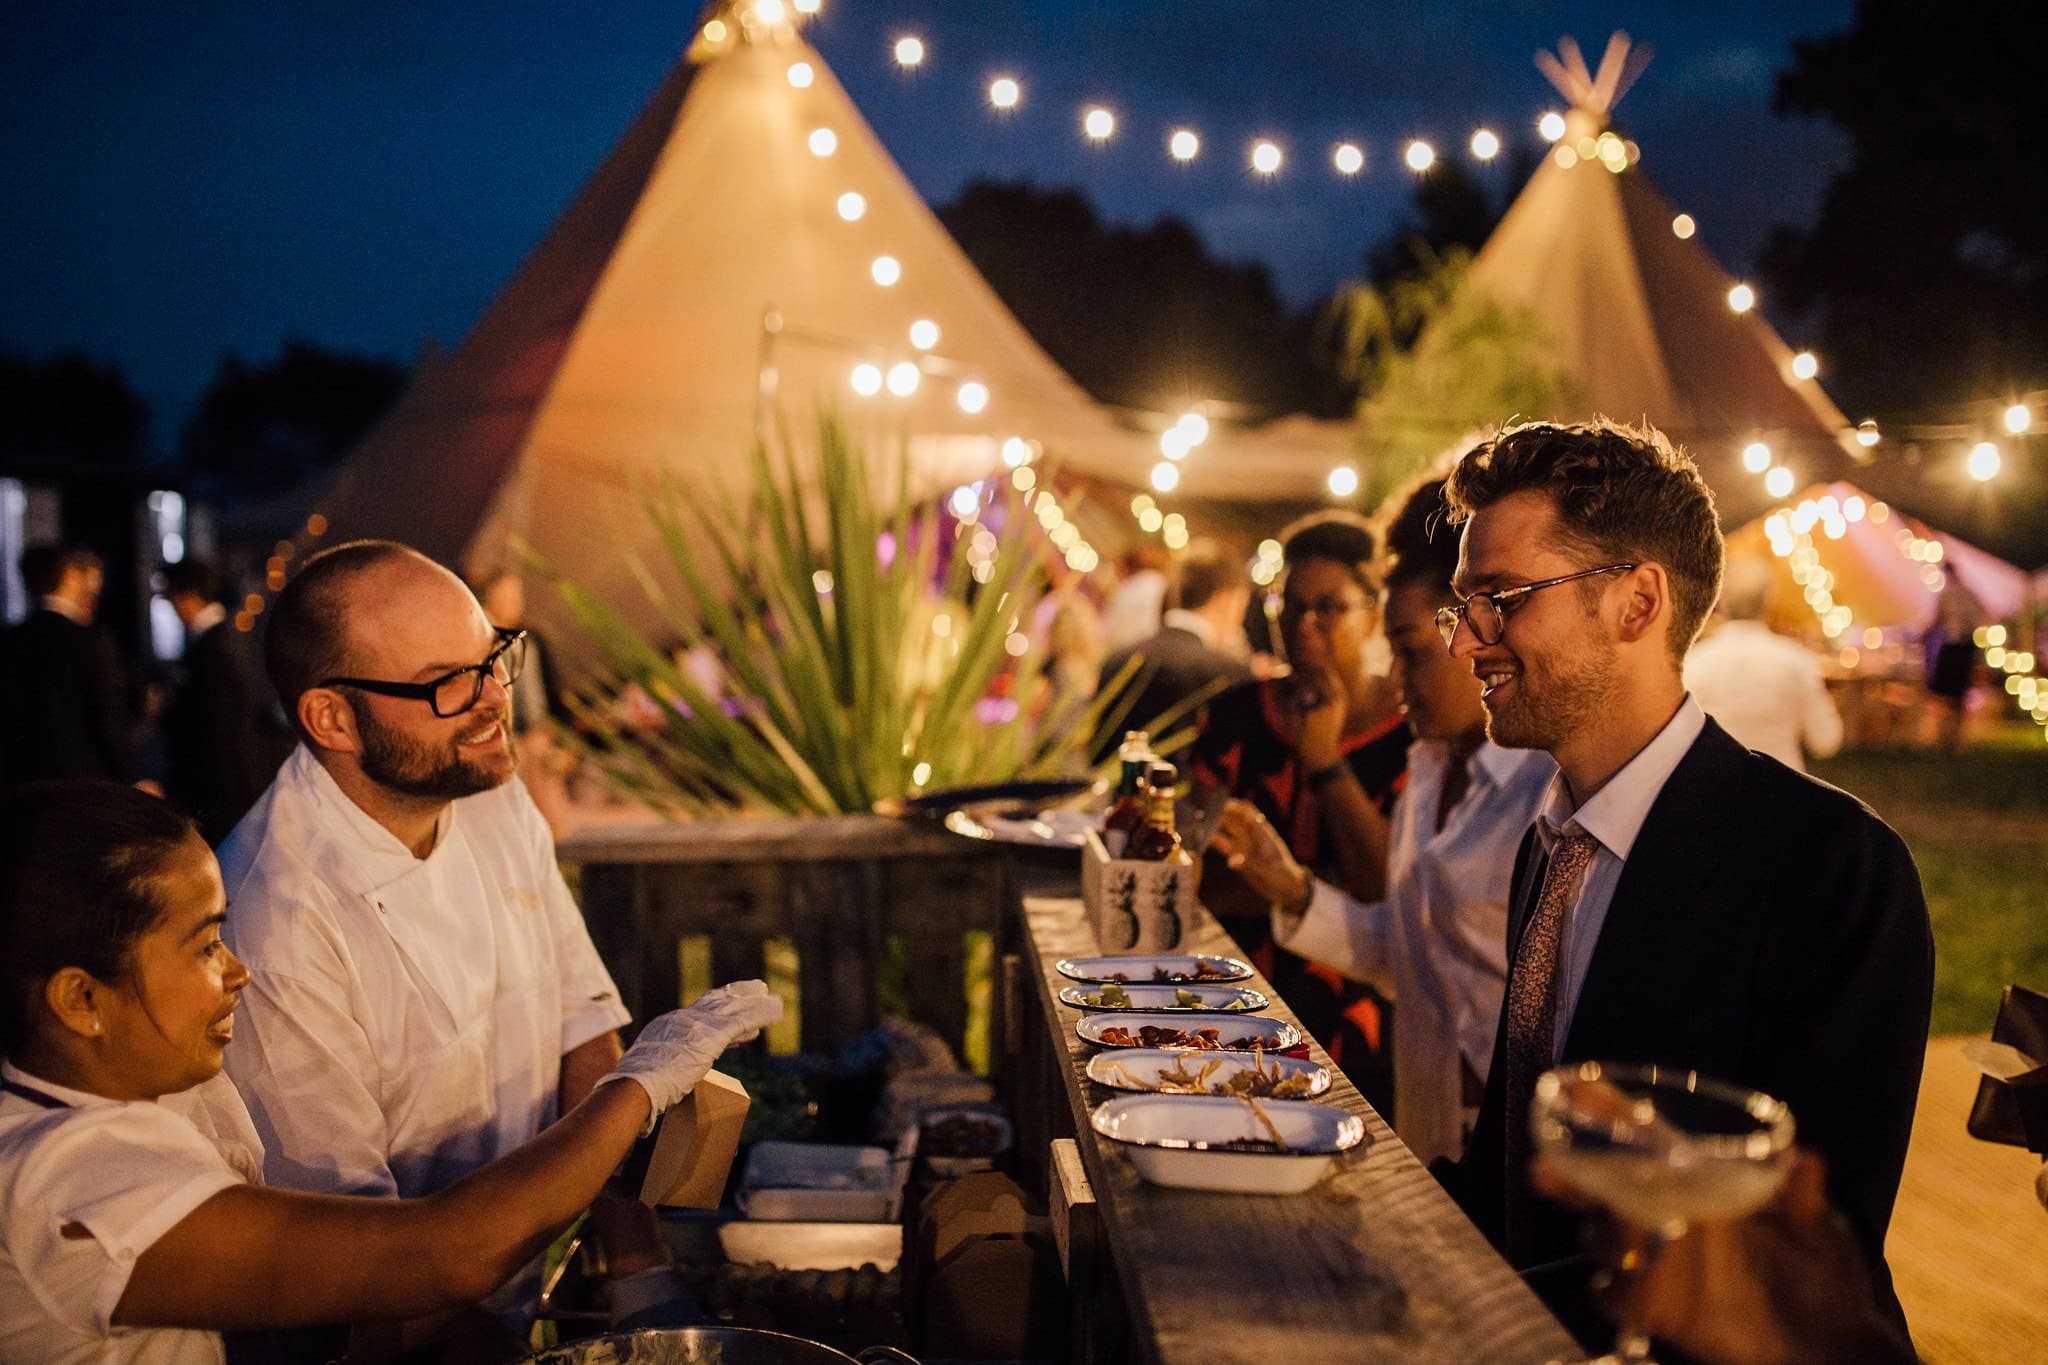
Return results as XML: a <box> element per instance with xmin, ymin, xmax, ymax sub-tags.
<box><xmin>1434</xmin><ymin>564</ymin><xmax>1637</xmax><ymax>647</ymax></box>
<box><xmin>319</xmin><ymin>627</ymin><xmax>528</xmax><ymax>717</ymax></box>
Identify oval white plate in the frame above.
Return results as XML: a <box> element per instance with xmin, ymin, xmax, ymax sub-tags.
<box><xmin>1060</xmin><ymin>983</ymin><xmax>1269</xmax><ymax>1014</ymax></box>
<box><xmin>1091</xmin><ymin>1094</ymin><xmax>1365</xmax><ymax>1194</ymax></box>
<box><xmin>1087</xmin><ymin>1047</ymin><xmax>1332</xmax><ymax>1098</ymax></box>
<box><xmin>1054</xmin><ymin>954</ymin><xmax>1255</xmax><ymax>985</ymax></box>
<box><xmin>1076</xmin><ymin>1011</ymin><xmax>1301</xmax><ymax>1052</ymax></box>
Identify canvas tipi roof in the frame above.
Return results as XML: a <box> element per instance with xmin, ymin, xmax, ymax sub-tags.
<box><xmin>1463</xmin><ymin>36</ymin><xmax>1861</xmax><ymax>523</ymax></box>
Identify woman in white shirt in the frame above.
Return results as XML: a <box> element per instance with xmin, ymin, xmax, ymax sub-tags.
<box><xmin>0</xmin><ymin>779</ymin><xmax>777</xmax><ymax>1365</ymax></box>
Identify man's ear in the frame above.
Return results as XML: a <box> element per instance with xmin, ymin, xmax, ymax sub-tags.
<box><xmin>42</xmin><ymin>968</ymin><xmax>106</xmax><ymax>1040</ymax></box>
<box><xmin>1614</xmin><ymin>563</ymin><xmax>1670</xmax><ymax>646</ymax></box>
<box><xmin>299</xmin><ymin>687</ymin><xmax>362</xmax><ymax>755</ymax></box>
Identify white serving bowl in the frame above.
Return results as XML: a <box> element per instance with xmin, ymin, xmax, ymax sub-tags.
<box><xmin>1090</xmin><ymin>1094</ymin><xmax>1366</xmax><ymax>1194</ymax></box>
<box><xmin>1076</xmin><ymin>1011</ymin><xmax>1302</xmax><ymax>1052</ymax></box>
<box><xmin>1086</xmin><ymin>1046</ymin><xmax>1332</xmax><ymax>1098</ymax></box>
<box><xmin>1059</xmin><ymin>982</ymin><xmax>1269</xmax><ymax>1013</ymax></box>
<box><xmin>1054</xmin><ymin>954</ymin><xmax>1254</xmax><ymax>984</ymax></box>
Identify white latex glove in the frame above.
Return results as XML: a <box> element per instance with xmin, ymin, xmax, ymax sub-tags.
<box><xmin>599</xmin><ymin>980</ymin><xmax>783</xmax><ymax>1121</ymax></box>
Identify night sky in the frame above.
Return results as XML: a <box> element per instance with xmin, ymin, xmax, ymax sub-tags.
<box><xmin>1</xmin><ymin>1</ymin><xmax>1855</xmax><ymax>448</ymax></box>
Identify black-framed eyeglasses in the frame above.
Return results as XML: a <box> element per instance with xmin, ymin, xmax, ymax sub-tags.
<box><xmin>319</xmin><ymin>627</ymin><xmax>528</xmax><ymax>718</ymax></box>
<box><xmin>1435</xmin><ymin>564</ymin><xmax>1637</xmax><ymax>647</ymax></box>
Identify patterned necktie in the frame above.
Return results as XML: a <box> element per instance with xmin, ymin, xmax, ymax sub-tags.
<box><xmin>1502</xmin><ymin>829</ymin><xmax>1599</xmax><ymax>1262</ymax></box>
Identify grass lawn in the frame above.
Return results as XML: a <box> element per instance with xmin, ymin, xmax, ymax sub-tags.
<box><xmin>1813</xmin><ymin>734</ymin><xmax>2048</xmax><ymax>1035</ymax></box>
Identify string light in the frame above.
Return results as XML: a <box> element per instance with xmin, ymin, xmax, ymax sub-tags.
<box><xmin>1727</xmin><ymin>283</ymin><xmax>1756</xmax><ymax>313</ymax></box>
<box><xmin>1469</xmin><ymin>129</ymin><xmax>1500</xmax><ymax>160</ymax></box>
<box><xmin>956</xmin><ymin>381</ymin><xmax>989</xmax><ymax>414</ymax></box>
<box><xmin>1332</xmin><ymin>142</ymin><xmax>1364</xmax><ymax>175</ymax></box>
<box><xmin>1791</xmin><ymin>351</ymin><xmax>1819</xmax><ymax>381</ymax></box>
<box><xmin>893</xmin><ymin>36</ymin><xmax>924</xmax><ymax>68</ymax></box>
<box><xmin>1175</xmin><ymin>412</ymin><xmax>1210</xmax><ymax>446</ymax></box>
<box><xmin>808</xmin><ymin>128</ymin><xmax>838</xmax><ymax>157</ymax></box>
<box><xmin>870</xmin><ymin>255</ymin><xmax>901</xmax><ymax>286</ymax></box>
<box><xmin>836</xmin><ymin>191</ymin><xmax>866</xmax><ymax>221</ymax></box>
<box><xmin>787</xmin><ymin>62</ymin><xmax>815</xmax><ymax>89</ymax></box>
<box><xmin>1327</xmin><ymin>465</ymin><xmax>1360</xmax><ymax>497</ymax></box>
<box><xmin>1404</xmin><ymin>140</ymin><xmax>1435</xmax><ymax>172</ymax></box>
<box><xmin>908</xmin><ymin>318</ymin><xmax>939</xmax><ymax>350</ymax></box>
<box><xmin>754</xmin><ymin>1</ymin><xmax>785</xmax><ymax>23</ymax></box>
<box><xmin>850</xmin><ymin>363</ymin><xmax>882</xmax><ymax>396</ymax></box>
<box><xmin>885</xmin><ymin>361</ymin><xmax>920</xmax><ymax>397</ymax></box>
<box><xmin>1967</xmin><ymin>442</ymin><xmax>2001</xmax><ymax>481</ymax></box>
<box><xmin>1160</xmin><ymin>428</ymin><xmax>1191</xmax><ymax>460</ymax></box>
<box><xmin>1150</xmin><ymin>461</ymin><xmax>1180</xmax><ymax>493</ymax></box>
<box><xmin>2006</xmin><ymin>403</ymin><xmax>2033</xmax><ymax>434</ymax></box>
<box><xmin>1764</xmin><ymin>466</ymin><xmax>1794</xmax><ymax>498</ymax></box>
<box><xmin>1168</xmin><ymin>128</ymin><xmax>1200</xmax><ymax>161</ymax></box>
<box><xmin>1250</xmin><ymin>140</ymin><xmax>1283</xmax><ymax>175</ymax></box>
<box><xmin>1002</xmin><ymin>437</ymin><xmax>1033</xmax><ymax>468</ymax></box>
<box><xmin>793</xmin><ymin>0</ymin><xmax>820</xmax><ymax>12</ymax></box>
<box><xmin>989</xmin><ymin>77</ymin><xmax>1020</xmax><ymax>110</ymax></box>
<box><xmin>1742</xmin><ymin>441</ymin><xmax>1772</xmax><ymax>473</ymax></box>
<box><xmin>1538</xmin><ymin>112</ymin><xmax>1567</xmax><ymax>142</ymax></box>
<box><xmin>1671</xmin><ymin>213</ymin><xmax>1696</xmax><ymax>239</ymax></box>
<box><xmin>1855</xmin><ymin>419</ymin><xmax>1880</xmax><ymax>447</ymax></box>
<box><xmin>1083</xmin><ymin>107</ymin><xmax>1116</xmax><ymax>141</ymax></box>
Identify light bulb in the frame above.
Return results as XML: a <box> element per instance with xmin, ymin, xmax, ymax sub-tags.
<box><xmin>989</xmin><ymin>77</ymin><xmax>1019</xmax><ymax>110</ymax></box>
<box><xmin>1538</xmin><ymin>112</ymin><xmax>1567</xmax><ymax>142</ymax></box>
<box><xmin>1404</xmin><ymin>140</ymin><xmax>1435</xmax><ymax>172</ymax></box>
<box><xmin>1250</xmin><ymin>140</ymin><xmax>1283</xmax><ymax>175</ymax></box>
<box><xmin>1084</xmin><ymin>107</ymin><xmax>1116</xmax><ymax>141</ymax></box>
<box><xmin>1469</xmin><ymin>129</ymin><xmax>1500</xmax><ymax>160</ymax></box>
<box><xmin>870</xmin><ymin>255</ymin><xmax>901</xmax><ymax>286</ymax></box>
<box><xmin>1727</xmin><ymin>283</ymin><xmax>1756</xmax><ymax>313</ymax></box>
<box><xmin>1328</xmin><ymin>465</ymin><xmax>1360</xmax><ymax>497</ymax></box>
<box><xmin>893</xmin><ymin>36</ymin><xmax>924</xmax><ymax>68</ymax></box>
<box><xmin>1332</xmin><ymin>142</ymin><xmax>1364</xmax><ymax>175</ymax></box>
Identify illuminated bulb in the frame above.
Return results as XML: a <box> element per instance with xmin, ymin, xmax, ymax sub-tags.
<box><xmin>1791</xmin><ymin>351</ymin><xmax>1819</xmax><ymax>381</ymax></box>
<box><xmin>1169</xmin><ymin>128</ymin><xmax>1200</xmax><ymax>161</ymax></box>
<box><xmin>1251</xmin><ymin>140</ymin><xmax>1283</xmax><ymax>175</ymax></box>
<box><xmin>755</xmin><ymin>0</ymin><xmax>785</xmax><ymax>22</ymax></box>
<box><xmin>1404</xmin><ymin>140</ymin><xmax>1435</xmax><ymax>172</ymax></box>
<box><xmin>1160</xmin><ymin>428</ymin><xmax>1191</xmax><ymax>460</ymax></box>
<box><xmin>2006</xmin><ymin>403</ymin><xmax>2033</xmax><ymax>434</ymax></box>
<box><xmin>1332</xmin><ymin>142</ymin><xmax>1364</xmax><ymax>175</ymax></box>
<box><xmin>1084</xmin><ymin>107</ymin><xmax>1116</xmax><ymax>141</ymax></box>
<box><xmin>1005</xmin><ymin>632</ymin><xmax>1029</xmax><ymax>657</ymax></box>
<box><xmin>836</xmin><ymin>192</ymin><xmax>866</xmax><ymax>221</ymax></box>
<box><xmin>1150</xmin><ymin>461</ymin><xmax>1180</xmax><ymax>493</ymax></box>
<box><xmin>1538</xmin><ymin>112</ymin><xmax>1567</xmax><ymax>142</ymax></box>
<box><xmin>912</xmin><ymin>762</ymin><xmax>931</xmax><ymax>785</ymax></box>
<box><xmin>956</xmin><ymin>381</ymin><xmax>989</xmax><ymax>414</ymax></box>
<box><xmin>1175</xmin><ymin>412</ymin><xmax>1210</xmax><ymax>445</ymax></box>
<box><xmin>1844</xmin><ymin>496</ymin><xmax>1866</xmax><ymax>522</ymax></box>
<box><xmin>1469</xmin><ymin>129</ymin><xmax>1500</xmax><ymax>160</ymax></box>
<box><xmin>1328</xmin><ymin>464</ymin><xmax>1360</xmax><ymax>497</ymax></box>
<box><xmin>1139</xmin><ymin>507</ymin><xmax>1164</xmax><ymax>532</ymax></box>
<box><xmin>1012</xmin><ymin>466</ymin><xmax>1035</xmax><ymax>491</ymax></box>
<box><xmin>1671</xmin><ymin>214</ymin><xmax>1696</xmax><ymax>239</ymax></box>
<box><xmin>787</xmin><ymin>62</ymin><xmax>815</xmax><ymax>89</ymax></box>
<box><xmin>850</xmin><ymin>363</ymin><xmax>882</xmax><ymax>396</ymax></box>
<box><xmin>794</xmin><ymin>0</ymin><xmax>820</xmax><ymax>12</ymax></box>
<box><xmin>989</xmin><ymin>77</ymin><xmax>1020</xmax><ymax>110</ymax></box>
<box><xmin>1856</xmin><ymin>419</ymin><xmax>1880</xmax><ymax>448</ymax></box>
<box><xmin>808</xmin><ymin>128</ymin><xmax>837</xmax><ymax>157</ymax></box>
<box><xmin>1727</xmin><ymin>283</ymin><xmax>1756</xmax><ymax>313</ymax></box>
<box><xmin>1131</xmin><ymin>493</ymin><xmax>1155</xmax><ymax>516</ymax></box>
<box><xmin>1163</xmin><ymin>524</ymin><xmax>1189</xmax><ymax>550</ymax></box>
<box><xmin>1554</xmin><ymin>146</ymin><xmax>1579</xmax><ymax>169</ymax></box>
<box><xmin>870</xmin><ymin>255</ymin><xmax>901</xmax><ymax>286</ymax></box>
<box><xmin>1162</xmin><ymin>513</ymin><xmax>1185</xmax><ymax>533</ymax></box>
<box><xmin>1968</xmin><ymin>441</ymin><xmax>2001</xmax><ymax>481</ymax></box>
<box><xmin>886</xmin><ymin>361</ymin><xmax>920</xmax><ymax>397</ymax></box>
<box><xmin>1001</xmin><ymin>437</ymin><xmax>1032</xmax><ymax>467</ymax></box>
<box><xmin>948</xmin><ymin>486</ymin><xmax>979</xmax><ymax>518</ymax></box>
<box><xmin>1258</xmin><ymin>538</ymin><xmax>1283</xmax><ymax>562</ymax></box>
<box><xmin>908</xmin><ymin>318</ymin><xmax>939</xmax><ymax>350</ymax></box>
<box><xmin>893</xmin><ymin>36</ymin><xmax>924</xmax><ymax>68</ymax></box>
<box><xmin>703</xmin><ymin>19</ymin><xmax>729</xmax><ymax>42</ymax></box>
<box><xmin>1742</xmin><ymin>441</ymin><xmax>1772</xmax><ymax>473</ymax></box>
<box><xmin>1764</xmin><ymin>466</ymin><xmax>1794</xmax><ymax>498</ymax></box>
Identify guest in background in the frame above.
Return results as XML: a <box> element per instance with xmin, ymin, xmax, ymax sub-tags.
<box><xmin>1211</xmin><ymin>477</ymin><xmax>1552</xmax><ymax>1164</ymax></box>
<box><xmin>0</xmin><ymin>545</ymin><xmax>134</xmax><ymax>785</ymax></box>
<box><xmin>162</xmin><ymin>559</ymin><xmax>292</xmax><ymax>843</ymax></box>
<box><xmin>1101</xmin><ymin>545</ymin><xmax>1170</xmax><ymax>652</ymax></box>
<box><xmin>1190</xmin><ymin>511</ymin><xmax>1409</xmax><ymax>1110</ymax></box>
<box><xmin>1097</xmin><ymin>538</ymin><xmax>1253</xmax><ymax>743</ymax></box>
<box><xmin>1043</xmin><ymin>591</ymin><xmax>1106</xmax><ymax>724</ymax></box>
<box><xmin>1924</xmin><ymin>560</ymin><xmax>1985</xmax><ymax>752</ymax></box>
<box><xmin>1682</xmin><ymin>556</ymin><xmax>1842</xmax><ymax>772</ymax></box>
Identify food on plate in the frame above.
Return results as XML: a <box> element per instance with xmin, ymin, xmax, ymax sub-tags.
<box><xmin>1078</xmin><ymin>982</ymin><xmax>1133</xmax><ymax>1009</ymax></box>
<box><xmin>1171</xmin><ymin>987</ymin><xmax>1252</xmax><ymax>1010</ymax></box>
<box><xmin>1095</xmin><ymin>1024</ymin><xmax>1266</xmax><ymax>1051</ymax></box>
<box><xmin>1105</xmin><ymin>1047</ymin><xmax>1316</xmax><ymax>1099</ymax></box>
<box><xmin>1103</xmin><ymin>958</ymin><xmax>1241</xmax><ymax>984</ymax></box>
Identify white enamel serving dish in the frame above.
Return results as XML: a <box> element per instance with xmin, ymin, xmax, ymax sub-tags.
<box><xmin>1075</xmin><ymin>1010</ymin><xmax>1301</xmax><ymax>1052</ymax></box>
<box><xmin>1058</xmin><ymin>982</ymin><xmax>1269</xmax><ymax>1014</ymax></box>
<box><xmin>1054</xmin><ymin>954</ymin><xmax>1255</xmax><ymax>984</ymax></box>
<box><xmin>1085</xmin><ymin>1046</ymin><xmax>1333</xmax><ymax>1098</ymax></box>
<box><xmin>1090</xmin><ymin>1094</ymin><xmax>1366</xmax><ymax>1194</ymax></box>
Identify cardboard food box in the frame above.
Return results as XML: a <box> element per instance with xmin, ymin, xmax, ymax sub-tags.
<box><xmin>637</xmin><ymin>1068</ymin><xmax>751</xmax><ymax>1208</ymax></box>
<box><xmin>1081</xmin><ymin>828</ymin><xmax>1197</xmax><ymax>953</ymax></box>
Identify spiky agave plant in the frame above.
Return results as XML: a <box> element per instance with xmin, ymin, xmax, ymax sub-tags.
<box><xmin>539</xmin><ymin>416</ymin><xmax>1135</xmax><ymax>816</ymax></box>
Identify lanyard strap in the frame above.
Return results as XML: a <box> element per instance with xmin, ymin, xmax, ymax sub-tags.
<box><xmin>0</xmin><ymin>1078</ymin><xmax>72</xmax><ymax>1110</ymax></box>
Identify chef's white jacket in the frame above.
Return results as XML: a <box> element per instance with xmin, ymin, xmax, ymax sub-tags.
<box><xmin>220</xmin><ymin>746</ymin><xmax>630</xmax><ymax>1200</ymax></box>
<box><xmin>1273</xmin><ymin>739</ymin><xmax>1553</xmax><ymax>1166</ymax></box>
<box><xmin>0</xmin><ymin>1063</ymin><xmax>261</xmax><ymax>1365</ymax></box>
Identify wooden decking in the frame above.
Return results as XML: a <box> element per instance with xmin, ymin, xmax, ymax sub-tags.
<box><xmin>1890</xmin><ymin>1036</ymin><xmax>2048</xmax><ymax>1363</ymax></box>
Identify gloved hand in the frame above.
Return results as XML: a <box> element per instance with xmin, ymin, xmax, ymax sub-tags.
<box><xmin>599</xmin><ymin>980</ymin><xmax>783</xmax><ymax>1120</ymax></box>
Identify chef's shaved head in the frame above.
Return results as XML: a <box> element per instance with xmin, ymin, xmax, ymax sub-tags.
<box><xmin>265</xmin><ymin>540</ymin><xmax>445</xmax><ymax>736</ymax></box>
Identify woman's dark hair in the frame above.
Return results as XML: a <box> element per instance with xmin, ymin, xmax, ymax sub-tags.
<box><xmin>0</xmin><ymin>781</ymin><xmax>198</xmax><ymax>1054</ymax></box>
<box><xmin>1377</xmin><ymin>475</ymin><xmax>1461</xmax><ymax>600</ymax></box>
<box><xmin>1277</xmin><ymin>510</ymin><xmax>1380</xmax><ymax>594</ymax></box>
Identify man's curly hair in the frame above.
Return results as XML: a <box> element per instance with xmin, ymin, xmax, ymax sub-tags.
<box><xmin>1443</xmin><ymin>418</ymin><xmax>1723</xmax><ymax>662</ymax></box>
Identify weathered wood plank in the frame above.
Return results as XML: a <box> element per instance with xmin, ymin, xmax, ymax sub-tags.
<box><xmin>1022</xmin><ymin>894</ymin><xmax>1578</xmax><ymax>1365</ymax></box>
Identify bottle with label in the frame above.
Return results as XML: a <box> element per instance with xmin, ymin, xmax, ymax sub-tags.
<box><xmin>1125</xmin><ymin>761</ymin><xmax>1183</xmax><ymax>862</ymax></box>
<box><xmin>1101</xmin><ymin>730</ymin><xmax>1153</xmax><ymax>856</ymax></box>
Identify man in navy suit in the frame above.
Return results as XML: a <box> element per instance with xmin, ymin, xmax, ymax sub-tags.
<box><xmin>1436</xmin><ymin>420</ymin><xmax>1932</xmax><ymax>1349</ymax></box>
<box><xmin>1096</xmin><ymin>536</ymin><xmax>1252</xmax><ymax>741</ymax></box>
<box><xmin>0</xmin><ymin>544</ymin><xmax>134</xmax><ymax>785</ymax></box>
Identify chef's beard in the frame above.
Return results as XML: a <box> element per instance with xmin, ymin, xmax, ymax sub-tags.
<box><xmin>350</xmin><ymin>697</ymin><xmax>516</xmax><ymax>801</ymax></box>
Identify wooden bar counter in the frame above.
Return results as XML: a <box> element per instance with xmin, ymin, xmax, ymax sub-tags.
<box><xmin>1011</xmin><ymin>893</ymin><xmax>1577</xmax><ymax>1365</ymax></box>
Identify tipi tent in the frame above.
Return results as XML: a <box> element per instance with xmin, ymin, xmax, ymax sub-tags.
<box><xmin>301</xmin><ymin>4</ymin><xmax>1348</xmax><ymax>645</ymax></box>
<box><xmin>1457</xmin><ymin>36</ymin><xmax>1861</xmax><ymax>524</ymax></box>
